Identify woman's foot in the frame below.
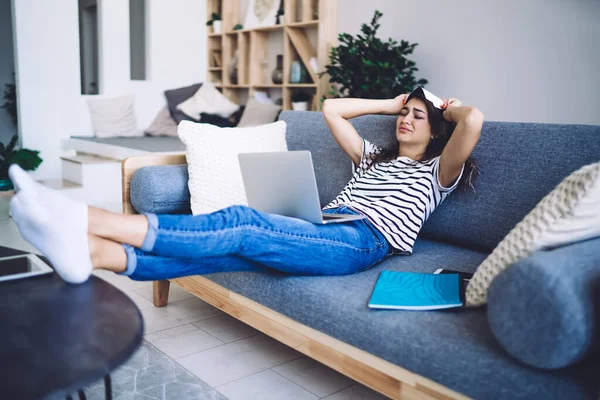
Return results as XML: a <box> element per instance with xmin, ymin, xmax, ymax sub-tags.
<box><xmin>8</xmin><ymin>166</ymin><xmax>92</xmax><ymax>283</ymax></box>
<box><xmin>8</xmin><ymin>164</ymin><xmax>88</xmax><ymax>234</ymax></box>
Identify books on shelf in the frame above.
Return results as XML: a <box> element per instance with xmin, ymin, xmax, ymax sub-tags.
<box><xmin>210</xmin><ymin>50</ymin><xmax>222</xmax><ymax>67</ymax></box>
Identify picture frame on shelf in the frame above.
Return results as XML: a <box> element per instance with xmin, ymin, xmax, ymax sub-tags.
<box><xmin>244</xmin><ymin>0</ymin><xmax>280</xmax><ymax>29</ymax></box>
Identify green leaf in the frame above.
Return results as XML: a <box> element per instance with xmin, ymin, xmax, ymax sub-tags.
<box><xmin>6</xmin><ymin>134</ymin><xmax>18</xmax><ymax>153</ymax></box>
<box><xmin>7</xmin><ymin>149</ymin><xmax>43</xmax><ymax>172</ymax></box>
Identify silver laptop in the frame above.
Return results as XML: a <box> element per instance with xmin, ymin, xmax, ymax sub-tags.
<box><xmin>238</xmin><ymin>151</ymin><xmax>366</xmax><ymax>224</ymax></box>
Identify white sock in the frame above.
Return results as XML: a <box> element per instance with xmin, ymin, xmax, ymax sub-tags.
<box><xmin>10</xmin><ymin>188</ymin><xmax>92</xmax><ymax>284</ymax></box>
<box><xmin>8</xmin><ymin>164</ymin><xmax>88</xmax><ymax>234</ymax></box>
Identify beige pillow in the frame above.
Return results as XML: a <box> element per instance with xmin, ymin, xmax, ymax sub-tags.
<box><xmin>176</xmin><ymin>82</ymin><xmax>239</xmax><ymax>120</ymax></box>
<box><xmin>144</xmin><ymin>106</ymin><xmax>178</xmax><ymax>137</ymax></box>
<box><xmin>178</xmin><ymin>120</ymin><xmax>288</xmax><ymax>215</ymax></box>
<box><xmin>87</xmin><ymin>95</ymin><xmax>140</xmax><ymax>138</ymax></box>
<box><xmin>466</xmin><ymin>162</ymin><xmax>600</xmax><ymax>307</ymax></box>
<box><xmin>237</xmin><ymin>99</ymin><xmax>282</xmax><ymax>127</ymax></box>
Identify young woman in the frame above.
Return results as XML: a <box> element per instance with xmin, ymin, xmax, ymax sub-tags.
<box><xmin>8</xmin><ymin>88</ymin><xmax>483</xmax><ymax>284</ymax></box>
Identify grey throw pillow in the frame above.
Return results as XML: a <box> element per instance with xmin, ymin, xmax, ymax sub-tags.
<box><xmin>145</xmin><ymin>106</ymin><xmax>178</xmax><ymax>137</ymax></box>
<box><xmin>237</xmin><ymin>99</ymin><xmax>282</xmax><ymax>127</ymax></box>
<box><xmin>164</xmin><ymin>83</ymin><xmax>202</xmax><ymax>124</ymax></box>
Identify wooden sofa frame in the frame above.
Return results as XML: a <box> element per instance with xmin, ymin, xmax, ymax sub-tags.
<box><xmin>121</xmin><ymin>154</ymin><xmax>469</xmax><ymax>400</ymax></box>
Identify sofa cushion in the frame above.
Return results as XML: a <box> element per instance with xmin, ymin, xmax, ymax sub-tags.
<box><xmin>278</xmin><ymin>112</ymin><xmax>600</xmax><ymax>252</ymax></box>
<box><xmin>199</xmin><ymin>113</ymin><xmax>235</xmax><ymax>128</ymax></box>
<box><xmin>130</xmin><ymin>165</ymin><xmax>191</xmax><ymax>214</ymax></box>
<box><xmin>237</xmin><ymin>99</ymin><xmax>282</xmax><ymax>127</ymax></box>
<box><xmin>177</xmin><ymin>82</ymin><xmax>239</xmax><ymax>120</ymax></box>
<box><xmin>145</xmin><ymin>106</ymin><xmax>179</xmax><ymax>137</ymax></box>
<box><xmin>87</xmin><ymin>95</ymin><xmax>140</xmax><ymax>138</ymax></box>
<box><xmin>164</xmin><ymin>83</ymin><xmax>202</xmax><ymax>124</ymax></box>
<box><xmin>420</xmin><ymin>122</ymin><xmax>600</xmax><ymax>251</ymax></box>
<box><xmin>203</xmin><ymin>238</ymin><xmax>600</xmax><ymax>399</ymax></box>
<box><xmin>488</xmin><ymin>237</ymin><xmax>600</xmax><ymax>370</ymax></box>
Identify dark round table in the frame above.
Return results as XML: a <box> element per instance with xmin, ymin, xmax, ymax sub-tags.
<box><xmin>0</xmin><ymin>245</ymin><xmax>144</xmax><ymax>400</ymax></box>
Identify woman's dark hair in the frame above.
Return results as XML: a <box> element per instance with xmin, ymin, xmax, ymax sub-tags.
<box><xmin>368</xmin><ymin>90</ymin><xmax>478</xmax><ymax>191</ymax></box>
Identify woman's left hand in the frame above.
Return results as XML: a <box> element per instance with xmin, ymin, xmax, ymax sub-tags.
<box><xmin>441</xmin><ymin>98</ymin><xmax>462</xmax><ymax>122</ymax></box>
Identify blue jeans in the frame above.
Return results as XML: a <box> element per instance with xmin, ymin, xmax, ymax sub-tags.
<box><xmin>121</xmin><ymin>205</ymin><xmax>390</xmax><ymax>281</ymax></box>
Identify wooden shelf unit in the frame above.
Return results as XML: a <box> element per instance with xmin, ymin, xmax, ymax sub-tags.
<box><xmin>206</xmin><ymin>0</ymin><xmax>337</xmax><ymax>111</ymax></box>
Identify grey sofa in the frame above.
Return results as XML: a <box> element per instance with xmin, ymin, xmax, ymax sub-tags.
<box><xmin>124</xmin><ymin>111</ymin><xmax>600</xmax><ymax>399</ymax></box>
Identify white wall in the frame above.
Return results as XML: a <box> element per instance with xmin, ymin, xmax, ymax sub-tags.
<box><xmin>338</xmin><ymin>0</ymin><xmax>600</xmax><ymax>125</ymax></box>
<box><xmin>0</xmin><ymin>0</ymin><xmax>16</xmax><ymax>144</ymax></box>
<box><xmin>13</xmin><ymin>0</ymin><xmax>206</xmax><ymax>180</ymax></box>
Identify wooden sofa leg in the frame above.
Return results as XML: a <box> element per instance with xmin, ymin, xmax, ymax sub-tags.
<box><xmin>153</xmin><ymin>280</ymin><xmax>170</xmax><ymax>307</ymax></box>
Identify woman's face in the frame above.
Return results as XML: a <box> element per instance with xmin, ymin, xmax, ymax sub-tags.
<box><xmin>396</xmin><ymin>98</ymin><xmax>433</xmax><ymax>148</ymax></box>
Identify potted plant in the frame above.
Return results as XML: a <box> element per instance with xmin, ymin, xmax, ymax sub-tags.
<box><xmin>291</xmin><ymin>91</ymin><xmax>312</xmax><ymax>111</ymax></box>
<box><xmin>321</xmin><ymin>10</ymin><xmax>428</xmax><ymax>99</ymax></box>
<box><xmin>275</xmin><ymin>0</ymin><xmax>284</xmax><ymax>25</ymax></box>
<box><xmin>206</xmin><ymin>12</ymin><xmax>222</xmax><ymax>34</ymax></box>
<box><xmin>0</xmin><ymin>134</ymin><xmax>43</xmax><ymax>191</ymax></box>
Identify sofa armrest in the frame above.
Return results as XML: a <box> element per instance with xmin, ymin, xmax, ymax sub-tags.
<box><xmin>121</xmin><ymin>153</ymin><xmax>187</xmax><ymax>214</ymax></box>
<box><xmin>487</xmin><ymin>236</ymin><xmax>600</xmax><ymax>369</ymax></box>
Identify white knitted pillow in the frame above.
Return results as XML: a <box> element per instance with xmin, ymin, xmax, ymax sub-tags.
<box><xmin>87</xmin><ymin>95</ymin><xmax>140</xmax><ymax>138</ymax></box>
<box><xmin>178</xmin><ymin>120</ymin><xmax>288</xmax><ymax>215</ymax></box>
<box><xmin>466</xmin><ymin>162</ymin><xmax>600</xmax><ymax>307</ymax></box>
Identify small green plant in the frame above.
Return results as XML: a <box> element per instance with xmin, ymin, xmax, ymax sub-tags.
<box><xmin>233</xmin><ymin>24</ymin><xmax>243</xmax><ymax>30</ymax></box>
<box><xmin>0</xmin><ymin>134</ymin><xmax>43</xmax><ymax>182</ymax></box>
<box><xmin>321</xmin><ymin>10</ymin><xmax>428</xmax><ymax>99</ymax></box>
<box><xmin>291</xmin><ymin>91</ymin><xmax>312</xmax><ymax>103</ymax></box>
<box><xmin>206</xmin><ymin>12</ymin><xmax>221</xmax><ymax>26</ymax></box>
<box><xmin>276</xmin><ymin>0</ymin><xmax>284</xmax><ymax>24</ymax></box>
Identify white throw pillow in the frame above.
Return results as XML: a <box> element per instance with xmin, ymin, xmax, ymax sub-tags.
<box><xmin>178</xmin><ymin>120</ymin><xmax>288</xmax><ymax>215</ymax></box>
<box><xmin>466</xmin><ymin>162</ymin><xmax>600</xmax><ymax>307</ymax></box>
<box><xmin>176</xmin><ymin>82</ymin><xmax>239</xmax><ymax>120</ymax></box>
<box><xmin>87</xmin><ymin>95</ymin><xmax>140</xmax><ymax>138</ymax></box>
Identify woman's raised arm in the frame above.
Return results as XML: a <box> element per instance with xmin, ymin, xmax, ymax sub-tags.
<box><xmin>439</xmin><ymin>98</ymin><xmax>484</xmax><ymax>188</ymax></box>
<box><xmin>322</xmin><ymin>96</ymin><xmax>406</xmax><ymax>165</ymax></box>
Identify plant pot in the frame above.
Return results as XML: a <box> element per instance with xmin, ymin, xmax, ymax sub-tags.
<box><xmin>292</xmin><ymin>102</ymin><xmax>308</xmax><ymax>111</ymax></box>
<box><xmin>213</xmin><ymin>20</ymin><xmax>222</xmax><ymax>34</ymax></box>
<box><xmin>0</xmin><ymin>179</ymin><xmax>14</xmax><ymax>191</ymax></box>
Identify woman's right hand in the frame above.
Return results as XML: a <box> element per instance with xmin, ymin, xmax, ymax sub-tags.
<box><xmin>391</xmin><ymin>94</ymin><xmax>409</xmax><ymax>114</ymax></box>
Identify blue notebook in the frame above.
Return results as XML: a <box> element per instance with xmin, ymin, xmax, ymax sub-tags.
<box><xmin>368</xmin><ymin>271</ymin><xmax>463</xmax><ymax>310</ymax></box>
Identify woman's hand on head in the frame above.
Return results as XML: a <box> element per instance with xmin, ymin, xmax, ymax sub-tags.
<box><xmin>391</xmin><ymin>93</ymin><xmax>410</xmax><ymax>114</ymax></box>
<box><xmin>441</xmin><ymin>98</ymin><xmax>462</xmax><ymax>122</ymax></box>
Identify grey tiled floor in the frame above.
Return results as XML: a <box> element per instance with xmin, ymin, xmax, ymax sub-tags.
<box><xmin>0</xmin><ymin>199</ymin><xmax>388</xmax><ymax>399</ymax></box>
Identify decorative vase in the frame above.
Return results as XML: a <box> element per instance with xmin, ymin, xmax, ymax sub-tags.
<box><xmin>0</xmin><ymin>179</ymin><xmax>14</xmax><ymax>191</ymax></box>
<box><xmin>228</xmin><ymin>50</ymin><xmax>239</xmax><ymax>84</ymax></box>
<box><xmin>292</xmin><ymin>102</ymin><xmax>308</xmax><ymax>111</ymax></box>
<box><xmin>289</xmin><ymin>61</ymin><xmax>308</xmax><ymax>84</ymax></box>
<box><xmin>271</xmin><ymin>55</ymin><xmax>283</xmax><ymax>84</ymax></box>
<box><xmin>212</xmin><ymin>20</ymin><xmax>222</xmax><ymax>34</ymax></box>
